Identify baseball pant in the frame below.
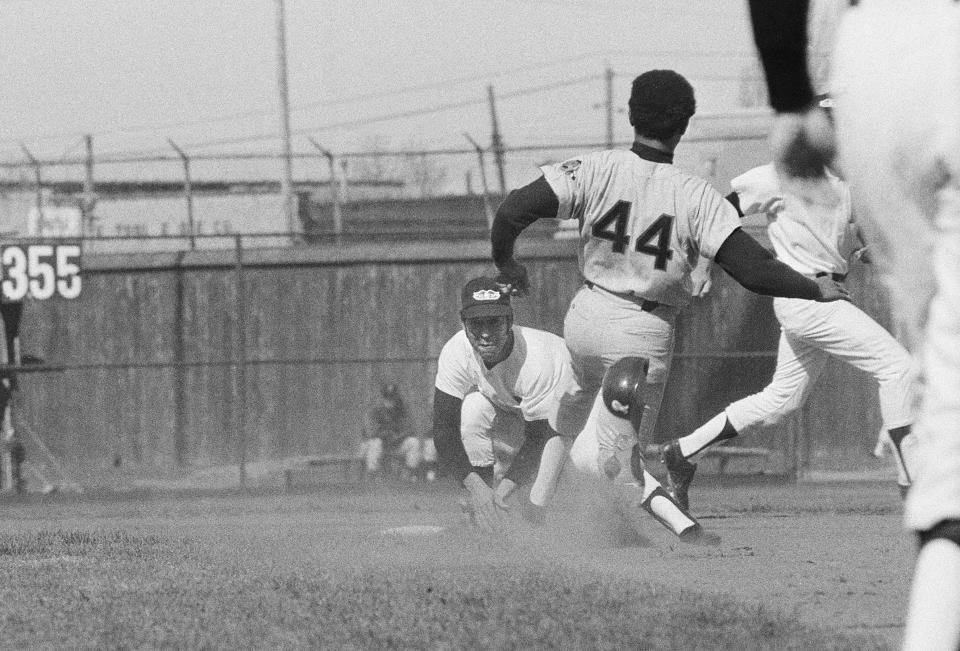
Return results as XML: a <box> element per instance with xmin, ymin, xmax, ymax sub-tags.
<box><xmin>360</xmin><ymin>436</ymin><xmax>424</xmax><ymax>473</ymax></box>
<box><xmin>554</xmin><ymin>283</ymin><xmax>678</xmax><ymax>474</ymax></box>
<box><xmin>832</xmin><ymin>0</ymin><xmax>960</xmax><ymax>531</ymax></box>
<box><xmin>724</xmin><ymin>296</ymin><xmax>917</xmax><ymax>433</ymax></box>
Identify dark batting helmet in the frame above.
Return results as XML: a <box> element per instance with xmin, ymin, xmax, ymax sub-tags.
<box><xmin>601</xmin><ymin>356</ymin><xmax>649</xmax><ymax>431</ymax></box>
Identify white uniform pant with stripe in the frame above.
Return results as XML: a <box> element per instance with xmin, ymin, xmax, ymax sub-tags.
<box><xmin>725</xmin><ymin>297</ymin><xmax>917</xmax><ymax>434</ymax></box>
<box><xmin>832</xmin><ymin>0</ymin><xmax>960</xmax><ymax>530</ymax></box>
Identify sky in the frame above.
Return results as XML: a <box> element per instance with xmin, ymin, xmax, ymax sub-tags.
<box><xmin>0</xmin><ymin>0</ymin><xmax>762</xmax><ymax>190</ymax></box>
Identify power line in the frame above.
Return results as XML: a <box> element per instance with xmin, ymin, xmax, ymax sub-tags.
<box><xmin>0</xmin><ymin>50</ymin><xmax>756</xmax><ymax>147</ymax></box>
<box><xmin>0</xmin><ymin>54</ymin><xmax>610</xmax><ymax>146</ymax></box>
<box><xmin>90</xmin><ymin>75</ymin><xmax>605</xmax><ymax>159</ymax></box>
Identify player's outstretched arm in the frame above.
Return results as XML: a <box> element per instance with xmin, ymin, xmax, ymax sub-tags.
<box><xmin>432</xmin><ymin>388</ymin><xmax>473</xmax><ymax>484</ymax></box>
<box><xmin>714</xmin><ymin>228</ymin><xmax>849</xmax><ymax>302</ymax></box>
<box><xmin>491</xmin><ymin>176</ymin><xmax>560</xmax><ymax>296</ymax></box>
<box><xmin>433</xmin><ymin>388</ymin><xmax>505</xmax><ymax>531</ymax></box>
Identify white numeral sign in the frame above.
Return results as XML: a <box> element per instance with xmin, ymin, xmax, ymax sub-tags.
<box><xmin>1</xmin><ymin>244</ymin><xmax>82</xmax><ymax>300</ymax></box>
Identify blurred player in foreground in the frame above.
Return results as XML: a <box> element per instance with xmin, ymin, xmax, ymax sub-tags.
<box><xmin>747</xmin><ymin>1</ymin><xmax>960</xmax><ymax>649</ymax></box>
<box><xmin>492</xmin><ymin>69</ymin><xmax>848</xmax><ymax>519</ymax></box>
<box><xmin>433</xmin><ymin>277</ymin><xmax>715</xmax><ymax>543</ymax></box>
<box><xmin>660</xmin><ymin>138</ymin><xmax>919</xmax><ymax>510</ymax></box>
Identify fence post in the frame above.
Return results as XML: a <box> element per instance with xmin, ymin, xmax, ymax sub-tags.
<box><xmin>83</xmin><ymin>134</ymin><xmax>97</xmax><ymax>239</ymax></box>
<box><xmin>167</xmin><ymin>139</ymin><xmax>196</xmax><ymax>250</ymax></box>
<box><xmin>307</xmin><ymin>139</ymin><xmax>343</xmax><ymax>240</ymax></box>
<box><xmin>19</xmin><ymin>145</ymin><xmax>43</xmax><ymax>228</ymax></box>
<box><xmin>173</xmin><ymin>251</ymin><xmax>187</xmax><ymax>468</ymax></box>
<box><xmin>234</xmin><ymin>234</ymin><xmax>247</xmax><ymax>487</ymax></box>
<box><xmin>463</xmin><ymin>133</ymin><xmax>494</xmax><ymax>230</ymax></box>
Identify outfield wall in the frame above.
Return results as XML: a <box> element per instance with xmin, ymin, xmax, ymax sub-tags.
<box><xmin>13</xmin><ymin>234</ymin><xmax>895</xmax><ymax>487</ymax></box>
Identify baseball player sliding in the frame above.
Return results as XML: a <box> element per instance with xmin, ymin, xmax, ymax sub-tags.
<box><xmin>659</xmin><ymin>145</ymin><xmax>919</xmax><ymax>512</ymax></box>
<box><xmin>433</xmin><ymin>276</ymin><xmax>716</xmax><ymax>543</ymax></box>
<box><xmin>491</xmin><ymin>69</ymin><xmax>849</xmax><ymax>536</ymax></box>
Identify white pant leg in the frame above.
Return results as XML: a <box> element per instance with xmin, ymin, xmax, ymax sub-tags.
<box><xmin>398</xmin><ymin>436</ymin><xmax>422</xmax><ymax>469</ymax></box>
<box><xmin>775</xmin><ymin>298</ymin><xmax>918</xmax><ymax>429</ymax></box>
<box><xmin>421</xmin><ymin>438</ymin><xmax>437</xmax><ymax>463</ymax></box>
<box><xmin>907</xmin><ymin>205</ymin><xmax>960</xmax><ymax>530</ymax></box>
<box><xmin>460</xmin><ymin>391</ymin><xmax>524</xmax><ymax>469</ymax></box>
<box><xmin>833</xmin><ymin>1</ymin><xmax>960</xmax><ymax>530</ymax></box>
<box><xmin>361</xmin><ymin>438</ymin><xmax>383</xmax><ymax>473</ymax></box>
<box><xmin>725</xmin><ymin>329</ymin><xmax>827</xmax><ymax>432</ymax></box>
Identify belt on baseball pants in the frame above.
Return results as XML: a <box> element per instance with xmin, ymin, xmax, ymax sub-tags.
<box><xmin>815</xmin><ymin>272</ymin><xmax>847</xmax><ymax>282</ymax></box>
<box><xmin>584</xmin><ymin>280</ymin><xmax>661</xmax><ymax>312</ymax></box>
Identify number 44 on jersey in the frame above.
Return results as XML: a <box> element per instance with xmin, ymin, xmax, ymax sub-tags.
<box><xmin>0</xmin><ymin>244</ymin><xmax>82</xmax><ymax>301</ymax></box>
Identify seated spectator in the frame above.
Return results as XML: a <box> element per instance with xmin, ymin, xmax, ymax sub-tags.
<box><xmin>360</xmin><ymin>383</ymin><xmax>423</xmax><ymax>480</ymax></box>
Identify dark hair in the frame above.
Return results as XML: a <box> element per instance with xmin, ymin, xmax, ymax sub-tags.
<box><xmin>628</xmin><ymin>70</ymin><xmax>696</xmax><ymax>140</ymax></box>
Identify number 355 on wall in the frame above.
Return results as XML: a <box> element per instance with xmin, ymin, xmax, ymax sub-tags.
<box><xmin>0</xmin><ymin>244</ymin><xmax>82</xmax><ymax>300</ymax></box>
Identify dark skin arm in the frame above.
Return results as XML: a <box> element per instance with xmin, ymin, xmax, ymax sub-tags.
<box><xmin>432</xmin><ymin>388</ymin><xmax>505</xmax><ymax>531</ymax></box>
<box><xmin>714</xmin><ymin>228</ymin><xmax>847</xmax><ymax>300</ymax></box>
<box><xmin>491</xmin><ymin>176</ymin><xmax>559</xmax><ymax>295</ymax></box>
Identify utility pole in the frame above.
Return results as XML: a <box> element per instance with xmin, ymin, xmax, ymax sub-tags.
<box><xmin>605</xmin><ymin>65</ymin><xmax>615</xmax><ymax>149</ymax></box>
<box><xmin>275</xmin><ymin>0</ymin><xmax>297</xmax><ymax>240</ymax></box>
<box><xmin>83</xmin><ymin>135</ymin><xmax>96</xmax><ymax>238</ymax></box>
<box><xmin>486</xmin><ymin>85</ymin><xmax>506</xmax><ymax>197</ymax></box>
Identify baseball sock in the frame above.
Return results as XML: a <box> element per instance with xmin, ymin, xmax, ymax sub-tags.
<box><xmin>678</xmin><ymin>412</ymin><xmax>739</xmax><ymax>459</ymax></box>
<box><xmin>887</xmin><ymin>425</ymin><xmax>913</xmax><ymax>485</ymax></box>
<box><xmin>472</xmin><ymin>465</ymin><xmax>495</xmax><ymax>487</ymax></box>
<box><xmin>529</xmin><ymin>436</ymin><xmax>568</xmax><ymax>507</ymax></box>
<box><xmin>640</xmin><ymin>471</ymin><xmax>697</xmax><ymax>536</ymax></box>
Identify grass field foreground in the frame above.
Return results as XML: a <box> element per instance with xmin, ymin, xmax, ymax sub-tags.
<box><xmin>0</xmin><ymin>480</ymin><xmax>905</xmax><ymax>650</ymax></box>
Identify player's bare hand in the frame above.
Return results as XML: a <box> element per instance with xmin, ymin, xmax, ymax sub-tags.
<box><xmin>495</xmin><ymin>259</ymin><xmax>530</xmax><ymax>297</ymax></box>
<box><xmin>463</xmin><ymin>473</ymin><xmax>506</xmax><ymax>533</ymax></box>
<box><xmin>814</xmin><ymin>276</ymin><xmax>851</xmax><ymax>302</ymax></box>
<box><xmin>770</xmin><ymin>108</ymin><xmax>836</xmax><ymax>181</ymax></box>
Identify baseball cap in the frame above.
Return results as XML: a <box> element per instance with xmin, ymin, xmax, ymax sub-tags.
<box><xmin>459</xmin><ymin>277</ymin><xmax>512</xmax><ymax>320</ymax></box>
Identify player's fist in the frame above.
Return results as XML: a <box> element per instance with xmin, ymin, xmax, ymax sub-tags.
<box><xmin>814</xmin><ymin>276</ymin><xmax>851</xmax><ymax>302</ymax></box>
<box><xmin>495</xmin><ymin>259</ymin><xmax>530</xmax><ymax>297</ymax></box>
<box><xmin>770</xmin><ymin>107</ymin><xmax>836</xmax><ymax>180</ymax></box>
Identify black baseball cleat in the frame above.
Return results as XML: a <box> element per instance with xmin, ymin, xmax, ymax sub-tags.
<box><xmin>660</xmin><ymin>439</ymin><xmax>697</xmax><ymax>511</ymax></box>
<box><xmin>678</xmin><ymin>523</ymin><xmax>721</xmax><ymax>546</ymax></box>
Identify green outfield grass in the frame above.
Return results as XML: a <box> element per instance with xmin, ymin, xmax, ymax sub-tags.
<box><xmin>0</xmin><ymin>479</ymin><xmax>906</xmax><ymax>650</ymax></box>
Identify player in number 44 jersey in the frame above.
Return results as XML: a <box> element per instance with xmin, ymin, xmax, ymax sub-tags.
<box><xmin>491</xmin><ymin>69</ymin><xmax>850</xmax><ymax>519</ymax></box>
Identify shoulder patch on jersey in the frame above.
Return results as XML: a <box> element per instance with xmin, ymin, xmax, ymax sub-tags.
<box><xmin>560</xmin><ymin>159</ymin><xmax>582</xmax><ymax>177</ymax></box>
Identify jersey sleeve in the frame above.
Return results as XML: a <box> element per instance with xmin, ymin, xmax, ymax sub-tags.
<box><xmin>434</xmin><ymin>334</ymin><xmax>475</xmax><ymax>399</ymax></box>
<box><xmin>539</xmin><ymin>156</ymin><xmax>589</xmax><ymax>222</ymax></box>
<box><xmin>518</xmin><ymin>337</ymin><xmax>573</xmax><ymax>423</ymax></box>
<box><xmin>687</xmin><ymin>177</ymin><xmax>743</xmax><ymax>260</ymax></box>
<box><xmin>730</xmin><ymin>164</ymin><xmax>782</xmax><ymax>217</ymax></box>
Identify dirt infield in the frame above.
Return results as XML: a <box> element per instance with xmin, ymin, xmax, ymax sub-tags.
<box><xmin>0</xmin><ymin>475</ymin><xmax>913</xmax><ymax>649</ymax></box>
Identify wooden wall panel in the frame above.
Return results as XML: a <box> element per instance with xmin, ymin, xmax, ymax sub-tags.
<box><xmin>10</xmin><ymin>237</ymin><xmax>894</xmax><ymax>484</ymax></box>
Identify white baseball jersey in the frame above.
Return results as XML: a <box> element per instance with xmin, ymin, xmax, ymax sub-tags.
<box><xmin>731</xmin><ymin>163</ymin><xmax>855</xmax><ymax>276</ymax></box>
<box><xmin>435</xmin><ymin>325</ymin><xmax>573</xmax><ymax>422</ymax></box>
<box><xmin>540</xmin><ymin>149</ymin><xmax>740</xmax><ymax>307</ymax></box>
